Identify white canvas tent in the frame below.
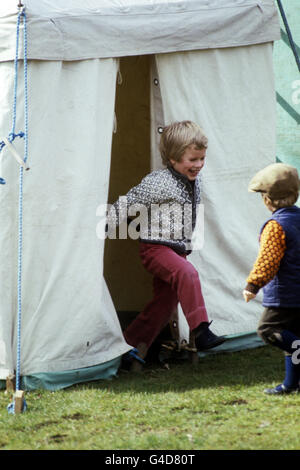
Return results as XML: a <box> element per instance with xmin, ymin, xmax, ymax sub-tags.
<box><xmin>0</xmin><ymin>0</ymin><xmax>281</xmax><ymax>390</ymax></box>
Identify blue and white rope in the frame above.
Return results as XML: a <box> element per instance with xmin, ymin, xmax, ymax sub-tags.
<box><xmin>0</xmin><ymin>7</ymin><xmax>27</xmax><ymax>185</ymax></box>
<box><xmin>7</xmin><ymin>6</ymin><xmax>28</xmax><ymax>415</ymax></box>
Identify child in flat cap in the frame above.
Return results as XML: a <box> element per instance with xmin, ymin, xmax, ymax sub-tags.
<box><xmin>243</xmin><ymin>163</ymin><xmax>300</xmax><ymax>395</ymax></box>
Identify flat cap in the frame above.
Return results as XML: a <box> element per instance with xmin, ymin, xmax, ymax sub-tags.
<box><xmin>248</xmin><ymin>163</ymin><xmax>300</xmax><ymax>199</ymax></box>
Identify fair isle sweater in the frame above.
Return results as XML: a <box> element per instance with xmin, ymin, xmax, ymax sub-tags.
<box><xmin>107</xmin><ymin>166</ymin><xmax>202</xmax><ymax>254</ymax></box>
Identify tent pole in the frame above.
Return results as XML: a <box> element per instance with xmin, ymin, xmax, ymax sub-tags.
<box><xmin>276</xmin><ymin>0</ymin><xmax>300</xmax><ymax>72</ymax></box>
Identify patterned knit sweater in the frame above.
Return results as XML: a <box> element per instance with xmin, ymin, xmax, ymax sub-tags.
<box><xmin>245</xmin><ymin>220</ymin><xmax>286</xmax><ymax>294</ymax></box>
<box><xmin>107</xmin><ymin>167</ymin><xmax>201</xmax><ymax>254</ymax></box>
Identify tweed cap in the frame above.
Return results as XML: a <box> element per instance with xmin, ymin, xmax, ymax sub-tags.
<box><xmin>248</xmin><ymin>163</ymin><xmax>300</xmax><ymax>199</ymax></box>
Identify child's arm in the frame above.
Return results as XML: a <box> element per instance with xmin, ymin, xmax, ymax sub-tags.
<box><xmin>243</xmin><ymin>220</ymin><xmax>286</xmax><ymax>302</ymax></box>
<box><xmin>107</xmin><ymin>171</ymin><xmax>164</xmax><ymax>227</ymax></box>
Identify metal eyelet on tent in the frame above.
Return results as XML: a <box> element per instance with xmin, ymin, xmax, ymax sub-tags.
<box><xmin>154</xmin><ymin>78</ymin><xmax>159</xmax><ymax>86</ymax></box>
<box><xmin>17</xmin><ymin>1</ymin><xmax>24</xmax><ymax>12</ymax></box>
<box><xmin>157</xmin><ymin>126</ymin><xmax>164</xmax><ymax>134</ymax></box>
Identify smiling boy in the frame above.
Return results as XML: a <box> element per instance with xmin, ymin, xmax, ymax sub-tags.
<box><xmin>169</xmin><ymin>145</ymin><xmax>206</xmax><ymax>180</ymax></box>
<box><xmin>108</xmin><ymin>120</ymin><xmax>226</xmax><ymax>368</ymax></box>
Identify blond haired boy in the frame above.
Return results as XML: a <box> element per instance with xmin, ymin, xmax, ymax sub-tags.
<box><xmin>109</xmin><ymin>121</ymin><xmax>226</xmax><ymax>368</ymax></box>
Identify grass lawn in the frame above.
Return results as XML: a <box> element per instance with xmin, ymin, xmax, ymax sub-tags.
<box><xmin>0</xmin><ymin>345</ymin><xmax>299</xmax><ymax>450</ymax></box>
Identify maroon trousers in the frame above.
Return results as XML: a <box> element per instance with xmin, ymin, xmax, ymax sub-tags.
<box><xmin>124</xmin><ymin>242</ymin><xmax>208</xmax><ymax>349</ymax></box>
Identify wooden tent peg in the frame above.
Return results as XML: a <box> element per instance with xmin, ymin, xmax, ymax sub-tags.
<box><xmin>5</xmin><ymin>374</ymin><xmax>16</xmax><ymax>395</ymax></box>
<box><xmin>13</xmin><ymin>390</ymin><xmax>25</xmax><ymax>414</ymax></box>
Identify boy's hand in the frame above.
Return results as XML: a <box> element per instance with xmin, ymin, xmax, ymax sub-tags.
<box><xmin>243</xmin><ymin>290</ymin><xmax>256</xmax><ymax>302</ymax></box>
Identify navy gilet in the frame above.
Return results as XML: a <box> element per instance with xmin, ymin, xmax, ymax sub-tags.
<box><xmin>261</xmin><ymin>205</ymin><xmax>300</xmax><ymax>307</ymax></box>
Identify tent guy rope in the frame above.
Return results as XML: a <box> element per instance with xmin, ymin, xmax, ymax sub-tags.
<box><xmin>0</xmin><ymin>4</ymin><xmax>29</xmax><ymax>184</ymax></box>
<box><xmin>3</xmin><ymin>3</ymin><xmax>29</xmax><ymax>415</ymax></box>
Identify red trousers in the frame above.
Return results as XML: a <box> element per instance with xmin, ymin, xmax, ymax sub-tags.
<box><xmin>124</xmin><ymin>242</ymin><xmax>208</xmax><ymax>349</ymax></box>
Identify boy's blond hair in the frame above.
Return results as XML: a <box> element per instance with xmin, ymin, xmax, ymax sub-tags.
<box><xmin>159</xmin><ymin>121</ymin><xmax>208</xmax><ymax>167</ymax></box>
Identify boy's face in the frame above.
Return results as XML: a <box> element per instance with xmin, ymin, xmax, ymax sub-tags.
<box><xmin>170</xmin><ymin>145</ymin><xmax>206</xmax><ymax>181</ymax></box>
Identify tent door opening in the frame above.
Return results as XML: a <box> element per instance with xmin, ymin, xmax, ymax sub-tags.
<box><xmin>104</xmin><ymin>55</ymin><xmax>153</xmax><ymax>330</ymax></box>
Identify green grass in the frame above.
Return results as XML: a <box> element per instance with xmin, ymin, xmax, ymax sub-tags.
<box><xmin>0</xmin><ymin>346</ymin><xmax>299</xmax><ymax>450</ymax></box>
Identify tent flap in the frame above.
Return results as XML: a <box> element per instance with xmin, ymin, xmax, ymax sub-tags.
<box><xmin>151</xmin><ymin>43</ymin><xmax>277</xmax><ymax>337</ymax></box>
<box><xmin>0</xmin><ymin>0</ymin><xmax>280</xmax><ymax>62</ymax></box>
<box><xmin>0</xmin><ymin>57</ymin><xmax>131</xmax><ymax>378</ymax></box>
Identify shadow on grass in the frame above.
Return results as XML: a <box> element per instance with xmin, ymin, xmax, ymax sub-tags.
<box><xmin>69</xmin><ymin>346</ymin><xmax>285</xmax><ymax>395</ymax></box>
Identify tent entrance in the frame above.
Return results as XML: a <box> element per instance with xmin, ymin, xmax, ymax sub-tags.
<box><xmin>104</xmin><ymin>55</ymin><xmax>153</xmax><ymax>328</ymax></box>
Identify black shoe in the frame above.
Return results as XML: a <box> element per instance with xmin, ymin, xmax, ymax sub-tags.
<box><xmin>264</xmin><ymin>383</ymin><xmax>299</xmax><ymax>395</ymax></box>
<box><xmin>194</xmin><ymin>322</ymin><xmax>227</xmax><ymax>351</ymax></box>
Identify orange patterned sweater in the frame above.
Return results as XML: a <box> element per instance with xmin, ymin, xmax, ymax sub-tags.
<box><xmin>245</xmin><ymin>220</ymin><xmax>286</xmax><ymax>294</ymax></box>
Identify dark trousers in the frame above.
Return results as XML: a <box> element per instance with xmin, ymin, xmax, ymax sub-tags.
<box><xmin>124</xmin><ymin>242</ymin><xmax>208</xmax><ymax>349</ymax></box>
<box><xmin>257</xmin><ymin>306</ymin><xmax>300</xmax><ymax>355</ymax></box>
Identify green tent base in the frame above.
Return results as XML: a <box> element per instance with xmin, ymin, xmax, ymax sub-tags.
<box><xmin>0</xmin><ymin>356</ymin><xmax>121</xmax><ymax>391</ymax></box>
<box><xmin>197</xmin><ymin>331</ymin><xmax>264</xmax><ymax>357</ymax></box>
<box><xmin>0</xmin><ymin>333</ymin><xmax>264</xmax><ymax>391</ymax></box>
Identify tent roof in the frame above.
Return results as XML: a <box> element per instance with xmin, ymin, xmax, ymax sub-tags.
<box><xmin>0</xmin><ymin>0</ymin><xmax>280</xmax><ymax>61</ymax></box>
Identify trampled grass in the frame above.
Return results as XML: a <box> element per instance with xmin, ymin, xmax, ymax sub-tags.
<box><xmin>0</xmin><ymin>346</ymin><xmax>299</xmax><ymax>450</ymax></box>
